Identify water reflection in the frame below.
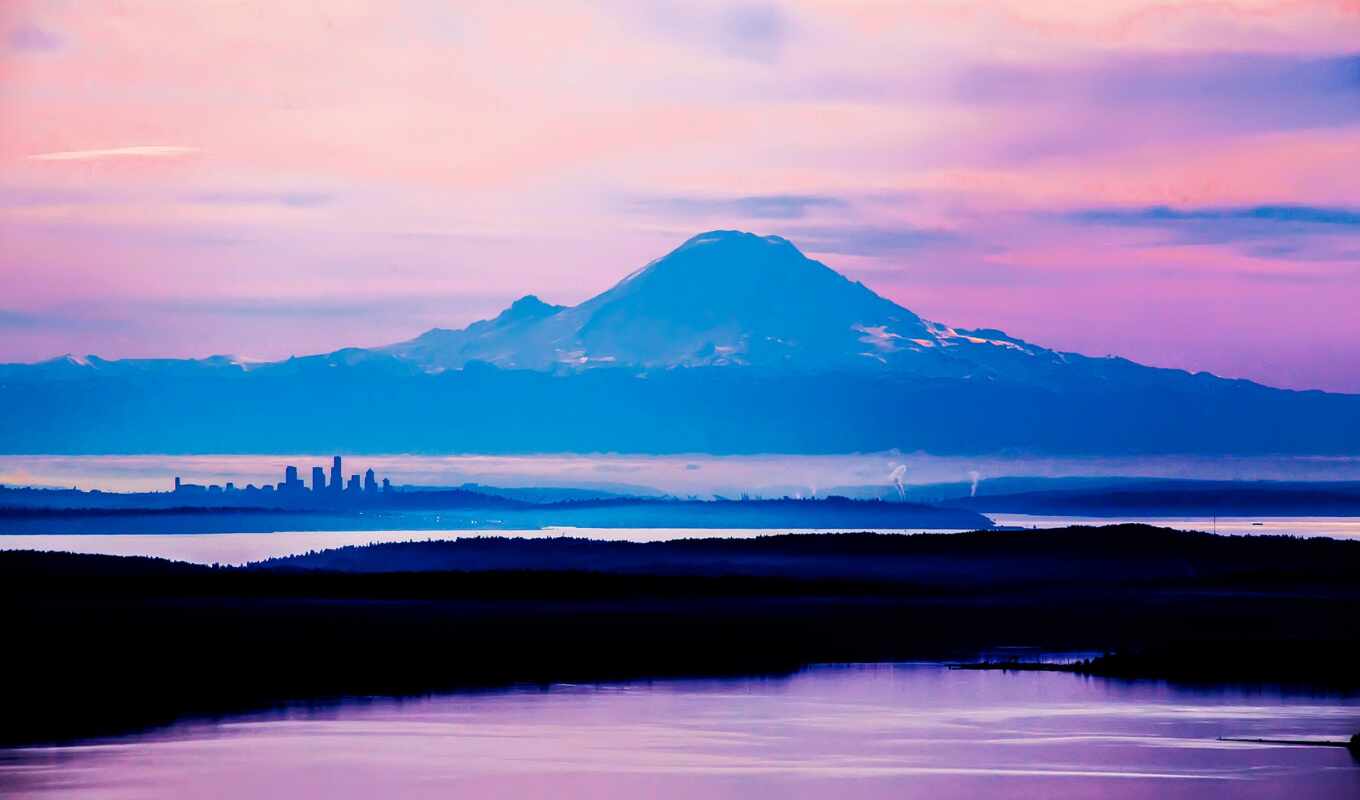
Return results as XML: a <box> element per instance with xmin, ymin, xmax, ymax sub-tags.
<box><xmin>2</xmin><ymin>515</ymin><xmax>1356</xmax><ymax>566</ymax></box>
<box><xmin>0</xmin><ymin>527</ymin><xmax>962</xmax><ymax>566</ymax></box>
<box><xmin>2</xmin><ymin>664</ymin><xmax>1356</xmax><ymax>799</ymax></box>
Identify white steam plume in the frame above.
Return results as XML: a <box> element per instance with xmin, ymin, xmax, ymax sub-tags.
<box><xmin>888</xmin><ymin>464</ymin><xmax>907</xmax><ymax>501</ymax></box>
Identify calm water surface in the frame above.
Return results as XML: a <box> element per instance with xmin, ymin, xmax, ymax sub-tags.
<box><xmin>1</xmin><ymin>517</ymin><xmax>1356</xmax><ymax>565</ymax></box>
<box><xmin>0</xmin><ymin>527</ymin><xmax>969</xmax><ymax>565</ymax></box>
<box><xmin>1</xmin><ymin>664</ymin><xmax>1355</xmax><ymax>799</ymax></box>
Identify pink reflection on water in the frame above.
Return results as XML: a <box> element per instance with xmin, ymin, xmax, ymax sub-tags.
<box><xmin>1</xmin><ymin>665</ymin><xmax>1357</xmax><ymax>799</ymax></box>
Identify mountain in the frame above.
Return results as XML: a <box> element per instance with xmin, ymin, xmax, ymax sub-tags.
<box><xmin>1</xmin><ymin>230</ymin><xmax>1358</xmax><ymax>456</ymax></box>
<box><xmin>380</xmin><ymin>231</ymin><xmax>1046</xmax><ymax>377</ymax></box>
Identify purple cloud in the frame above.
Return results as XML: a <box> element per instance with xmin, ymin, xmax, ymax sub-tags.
<box><xmin>628</xmin><ymin>194</ymin><xmax>845</xmax><ymax>220</ymax></box>
<box><xmin>1065</xmin><ymin>205</ymin><xmax>1360</xmax><ymax>262</ymax></box>
<box><xmin>7</xmin><ymin>24</ymin><xmax>62</xmax><ymax>53</ymax></box>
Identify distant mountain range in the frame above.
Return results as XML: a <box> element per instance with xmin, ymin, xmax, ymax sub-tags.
<box><xmin>2</xmin><ymin>230</ymin><xmax>1358</xmax><ymax>455</ymax></box>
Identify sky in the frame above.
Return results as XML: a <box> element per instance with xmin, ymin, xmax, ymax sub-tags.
<box><xmin>1</xmin><ymin>1</ymin><xmax>1358</xmax><ymax>392</ymax></box>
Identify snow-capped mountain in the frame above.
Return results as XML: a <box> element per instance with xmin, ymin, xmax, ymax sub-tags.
<box><xmin>3</xmin><ymin>230</ymin><xmax>1357</xmax><ymax>456</ymax></box>
<box><xmin>382</xmin><ymin>230</ymin><xmax>1048</xmax><ymax>377</ymax></box>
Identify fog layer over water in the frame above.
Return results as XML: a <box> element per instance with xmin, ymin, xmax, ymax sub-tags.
<box><xmin>5</xmin><ymin>453</ymin><xmax>1360</xmax><ymax>496</ymax></box>
<box><xmin>3</xmin><ymin>517</ymin><xmax>1359</xmax><ymax>566</ymax></box>
<box><xmin>2</xmin><ymin>664</ymin><xmax>1356</xmax><ymax>799</ymax></box>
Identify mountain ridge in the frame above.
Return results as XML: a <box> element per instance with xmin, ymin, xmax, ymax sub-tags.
<box><xmin>1</xmin><ymin>229</ymin><xmax>1346</xmax><ymax>397</ymax></box>
<box><xmin>2</xmin><ymin>230</ymin><xmax>1357</xmax><ymax>456</ymax></box>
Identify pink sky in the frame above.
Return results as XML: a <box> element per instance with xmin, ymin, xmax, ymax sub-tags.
<box><xmin>2</xmin><ymin>1</ymin><xmax>1358</xmax><ymax>391</ymax></box>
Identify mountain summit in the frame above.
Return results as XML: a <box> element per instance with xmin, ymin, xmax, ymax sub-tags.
<box><xmin>383</xmin><ymin>230</ymin><xmax>1043</xmax><ymax>376</ymax></box>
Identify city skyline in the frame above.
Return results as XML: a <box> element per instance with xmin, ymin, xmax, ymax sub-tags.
<box><xmin>173</xmin><ymin>455</ymin><xmax>391</xmax><ymax>499</ymax></box>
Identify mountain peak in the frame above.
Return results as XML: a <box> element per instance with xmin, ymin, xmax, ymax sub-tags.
<box><xmin>380</xmin><ymin>230</ymin><xmax>1048</xmax><ymax>373</ymax></box>
<box><xmin>496</xmin><ymin>294</ymin><xmax>564</xmax><ymax>323</ymax></box>
<box><xmin>679</xmin><ymin>229</ymin><xmax>792</xmax><ymax>247</ymax></box>
<box><xmin>664</xmin><ymin>230</ymin><xmax>799</xmax><ymax>264</ymax></box>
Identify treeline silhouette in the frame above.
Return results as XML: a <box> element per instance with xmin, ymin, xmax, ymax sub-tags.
<box><xmin>4</xmin><ymin>526</ymin><xmax>1357</xmax><ymax>746</ymax></box>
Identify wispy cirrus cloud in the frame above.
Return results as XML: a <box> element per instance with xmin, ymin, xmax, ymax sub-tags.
<box><xmin>1069</xmin><ymin>205</ymin><xmax>1360</xmax><ymax>229</ymax></box>
<box><xmin>1063</xmin><ymin>204</ymin><xmax>1360</xmax><ymax>261</ymax></box>
<box><xmin>785</xmin><ymin>224</ymin><xmax>961</xmax><ymax>257</ymax></box>
<box><xmin>625</xmin><ymin>1</ymin><xmax>792</xmax><ymax>63</ymax></box>
<box><xmin>0</xmin><ymin>185</ymin><xmax>332</xmax><ymax>210</ymax></box>
<box><xmin>27</xmin><ymin>146</ymin><xmax>199</xmax><ymax>162</ymax></box>
<box><xmin>957</xmin><ymin>53</ymin><xmax>1360</xmax><ymax>130</ymax></box>
<box><xmin>950</xmin><ymin>52</ymin><xmax>1360</xmax><ymax>163</ymax></box>
<box><xmin>627</xmin><ymin>193</ymin><xmax>845</xmax><ymax>220</ymax></box>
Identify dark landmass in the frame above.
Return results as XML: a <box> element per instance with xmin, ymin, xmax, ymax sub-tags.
<box><xmin>954</xmin><ymin>479</ymin><xmax>1360</xmax><ymax>516</ymax></box>
<box><xmin>255</xmin><ymin>524</ymin><xmax>1360</xmax><ymax>584</ymax></box>
<box><xmin>953</xmin><ymin>647</ymin><xmax>1360</xmax><ymax>686</ymax></box>
<box><xmin>5</xmin><ymin>525</ymin><xmax>1358</xmax><ymax>746</ymax></box>
<box><xmin>0</xmin><ymin>490</ymin><xmax>990</xmax><ymax>533</ymax></box>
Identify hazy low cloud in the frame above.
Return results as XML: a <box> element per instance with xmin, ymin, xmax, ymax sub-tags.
<box><xmin>0</xmin><ymin>187</ymin><xmax>109</xmax><ymax>207</ymax></box>
<box><xmin>7</xmin><ymin>24</ymin><xmax>62</xmax><ymax>52</ymax></box>
<box><xmin>0</xmin><ymin>310</ymin><xmax>40</xmax><ymax>329</ymax></box>
<box><xmin>185</xmin><ymin>191</ymin><xmax>334</xmax><ymax>208</ymax></box>
<box><xmin>148</xmin><ymin>292</ymin><xmax>512</xmax><ymax>323</ymax></box>
<box><xmin>0</xmin><ymin>308</ymin><xmax>128</xmax><ymax>333</ymax></box>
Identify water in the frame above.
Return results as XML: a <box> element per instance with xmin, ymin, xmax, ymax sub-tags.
<box><xmin>0</xmin><ymin>527</ymin><xmax>974</xmax><ymax>565</ymax></box>
<box><xmin>2</xmin><ymin>516</ymin><xmax>1354</xmax><ymax>565</ymax></box>
<box><xmin>2</xmin><ymin>664</ymin><xmax>1355</xmax><ymax>799</ymax></box>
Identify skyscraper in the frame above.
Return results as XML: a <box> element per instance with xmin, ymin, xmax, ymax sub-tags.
<box><xmin>364</xmin><ymin>468</ymin><xmax>377</xmax><ymax>494</ymax></box>
<box><xmin>312</xmin><ymin>466</ymin><xmax>326</xmax><ymax>493</ymax></box>
<box><xmin>284</xmin><ymin>465</ymin><xmax>301</xmax><ymax>492</ymax></box>
<box><xmin>330</xmin><ymin>456</ymin><xmax>342</xmax><ymax>494</ymax></box>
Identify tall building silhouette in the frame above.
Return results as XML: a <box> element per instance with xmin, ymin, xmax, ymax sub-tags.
<box><xmin>330</xmin><ymin>456</ymin><xmax>343</xmax><ymax>494</ymax></box>
<box><xmin>364</xmin><ymin>468</ymin><xmax>377</xmax><ymax>494</ymax></box>
<box><xmin>311</xmin><ymin>466</ymin><xmax>326</xmax><ymax>493</ymax></box>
